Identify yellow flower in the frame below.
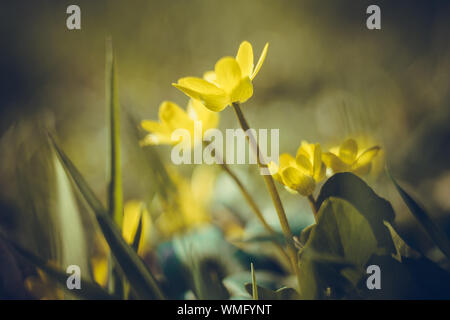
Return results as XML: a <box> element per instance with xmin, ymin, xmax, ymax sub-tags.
<box><xmin>91</xmin><ymin>234</ymin><xmax>109</xmax><ymax>287</ymax></box>
<box><xmin>156</xmin><ymin>166</ymin><xmax>215</xmax><ymax>238</ymax></box>
<box><xmin>91</xmin><ymin>202</ymin><xmax>152</xmax><ymax>288</ymax></box>
<box><xmin>122</xmin><ymin>200</ymin><xmax>152</xmax><ymax>255</ymax></box>
<box><xmin>322</xmin><ymin>138</ymin><xmax>381</xmax><ymax>176</ymax></box>
<box><xmin>141</xmin><ymin>99</ymin><xmax>218</xmax><ymax>148</ymax></box>
<box><xmin>269</xmin><ymin>141</ymin><xmax>326</xmax><ymax>196</ymax></box>
<box><xmin>25</xmin><ymin>264</ymin><xmax>64</xmax><ymax>300</ymax></box>
<box><xmin>172</xmin><ymin>41</ymin><xmax>269</xmax><ymax>112</ymax></box>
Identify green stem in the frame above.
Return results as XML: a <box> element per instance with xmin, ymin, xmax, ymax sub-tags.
<box><xmin>307</xmin><ymin>194</ymin><xmax>318</xmax><ymax>222</ymax></box>
<box><xmin>207</xmin><ymin>142</ymin><xmax>291</xmax><ymax>265</ymax></box>
<box><xmin>231</xmin><ymin>102</ymin><xmax>301</xmax><ymax>293</ymax></box>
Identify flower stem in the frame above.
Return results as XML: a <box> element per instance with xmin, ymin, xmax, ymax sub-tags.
<box><xmin>307</xmin><ymin>194</ymin><xmax>318</xmax><ymax>222</ymax></box>
<box><xmin>231</xmin><ymin>102</ymin><xmax>301</xmax><ymax>292</ymax></box>
<box><xmin>208</xmin><ymin>143</ymin><xmax>291</xmax><ymax>265</ymax></box>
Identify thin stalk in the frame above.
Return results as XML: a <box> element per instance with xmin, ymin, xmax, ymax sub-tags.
<box><xmin>231</xmin><ymin>102</ymin><xmax>301</xmax><ymax>292</ymax></box>
<box><xmin>307</xmin><ymin>194</ymin><xmax>318</xmax><ymax>222</ymax></box>
<box><xmin>207</xmin><ymin>142</ymin><xmax>291</xmax><ymax>265</ymax></box>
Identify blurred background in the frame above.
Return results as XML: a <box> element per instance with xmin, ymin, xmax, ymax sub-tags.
<box><xmin>0</xmin><ymin>0</ymin><xmax>449</xmax><ymax>299</ymax></box>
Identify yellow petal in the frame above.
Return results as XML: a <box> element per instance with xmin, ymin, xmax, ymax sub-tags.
<box><xmin>91</xmin><ymin>257</ymin><xmax>108</xmax><ymax>287</ymax></box>
<box><xmin>296</xmin><ymin>141</ymin><xmax>313</xmax><ymax>160</ymax></box>
<box><xmin>351</xmin><ymin>163</ymin><xmax>372</xmax><ymax>176</ymax></box>
<box><xmin>173</xmin><ymin>77</ymin><xmax>228</xmax><ymax>112</ymax></box>
<box><xmin>231</xmin><ymin>77</ymin><xmax>253</xmax><ymax>103</ymax></box>
<box><xmin>279</xmin><ymin>153</ymin><xmax>296</xmax><ymax>171</ymax></box>
<box><xmin>250</xmin><ymin>42</ymin><xmax>269</xmax><ymax>80</ymax></box>
<box><xmin>141</xmin><ymin>120</ymin><xmax>171</xmax><ymax>135</ymax></box>
<box><xmin>268</xmin><ymin>160</ymin><xmax>281</xmax><ymax>181</ymax></box>
<box><xmin>140</xmin><ymin>119</ymin><xmax>174</xmax><ymax>146</ymax></box>
<box><xmin>322</xmin><ymin>152</ymin><xmax>350</xmax><ymax>173</ymax></box>
<box><xmin>159</xmin><ymin>101</ymin><xmax>193</xmax><ymax>135</ymax></box>
<box><xmin>214</xmin><ymin>57</ymin><xmax>242</xmax><ymax>94</ymax></box>
<box><xmin>316</xmin><ymin>162</ymin><xmax>327</xmax><ymax>182</ymax></box>
<box><xmin>270</xmin><ymin>153</ymin><xmax>295</xmax><ymax>183</ymax></box>
<box><xmin>203</xmin><ymin>70</ymin><xmax>217</xmax><ymax>84</ymax></box>
<box><xmin>281</xmin><ymin>167</ymin><xmax>316</xmax><ymax>196</ymax></box>
<box><xmin>312</xmin><ymin>143</ymin><xmax>322</xmax><ymax>179</ymax></box>
<box><xmin>339</xmin><ymin>138</ymin><xmax>358</xmax><ymax>164</ymax></box>
<box><xmin>236</xmin><ymin>41</ymin><xmax>254</xmax><ymax>78</ymax></box>
<box><xmin>295</xmin><ymin>154</ymin><xmax>312</xmax><ymax>174</ymax></box>
<box><xmin>140</xmin><ymin>133</ymin><xmax>175</xmax><ymax>146</ymax></box>
<box><xmin>122</xmin><ymin>201</ymin><xmax>143</xmax><ymax>244</ymax></box>
<box><xmin>355</xmin><ymin>146</ymin><xmax>380</xmax><ymax>165</ymax></box>
<box><xmin>187</xmin><ymin>99</ymin><xmax>219</xmax><ymax>131</ymax></box>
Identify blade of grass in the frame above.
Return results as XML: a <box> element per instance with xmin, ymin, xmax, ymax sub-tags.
<box><xmin>251</xmin><ymin>262</ymin><xmax>258</xmax><ymax>300</ymax></box>
<box><xmin>49</xmin><ymin>134</ymin><xmax>165</xmax><ymax>299</ymax></box>
<box><xmin>105</xmin><ymin>38</ymin><xmax>124</xmax><ymax>297</ymax></box>
<box><xmin>106</xmin><ymin>40</ymin><xmax>123</xmax><ymax>228</ymax></box>
<box><xmin>0</xmin><ymin>232</ymin><xmax>116</xmax><ymax>300</ymax></box>
<box><xmin>132</xmin><ymin>209</ymin><xmax>144</xmax><ymax>253</ymax></box>
<box><xmin>387</xmin><ymin>169</ymin><xmax>450</xmax><ymax>260</ymax></box>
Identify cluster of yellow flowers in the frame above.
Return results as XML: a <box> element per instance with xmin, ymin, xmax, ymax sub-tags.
<box><xmin>269</xmin><ymin>139</ymin><xmax>380</xmax><ymax>196</ymax></box>
<box><xmin>141</xmin><ymin>41</ymin><xmax>268</xmax><ymax>146</ymax></box>
<box><xmin>140</xmin><ymin>39</ymin><xmax>381</xmax><ymax>198</ymax></box>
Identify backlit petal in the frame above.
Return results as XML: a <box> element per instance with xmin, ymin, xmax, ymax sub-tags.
<box><xmin>236</xmin><ymin>41</ymin><xmax>254</xmax><ymax>78</ymax></box>
<box><xmin>279</xmin><ymin>153</ymin><xmax>296</xmax><ymax>171</ymax></box>
<box><xmin>312</xmin><ymin>143</ymin><xmax>322</xmax><ymax>179</ymax></box>
<box><xmin>339</xmin><ymin>138</ymin><xmax>358</xmax><ymax>164</ymax></box>
<box><xmin>173</xmin><ymin>78</ymin><xmax>228</xmax><ymax>112</ymax></box>
<box><xmin>231</xmin><ymin>77</ymin><xmax>253</xmax><ymax>103</ymax></box>
<box><xmin>354</xmin><ymin>146</ymin><xmax>381</xmax><ymax>167</ymax></box>
<box><xmin>91</xmin><ymin>257</ymin><xmax>108</xmax><ymax>287</ymax></box>
<box><xmin>174</xmin><ymin>77</ymin><xmax>224</xmax><ymax>97</ymax></box>
<box><xmin>140</xmin><ymin>133</ymin><xmax>175</xmax><ymax>146</ymax></box>
<box><xmin>296</xmin><ymin>141</ymin><xmax>313</xmax><ymax>160</ymax></box>
<box><xmin>159</xmin><ymin>101</ymin><xmax>193</xmax><ymax>132</ymax></box>
<box><xmin>141</xmin><ymin>120</ymin><xmax>171</xmax><ymax>136</ymax></box>
<box><xmin>281</xmin><ymin>167</ymin><xmax>315</xmax><ymax>196</ymax></box>
<box><xmin>187</xmin><ymin>99</ymin><xmax>219</xmax><ymax>131</ymax></box>
<box><xmin>322</xmin><ymin>152</ymin><xmax>350</xmax><ymax>173</ymax></box>
<box><xmin>215</xmin><ymin>57</ymin><xmax>242</xmax><ymax>94</ymax></box>
<box><xmin>203</xmin><ymin>71</ymin><xmax>217</xmax><ymax>84</ymax></box>
<box><xmin>268</xmin><ymin>161</ymin><xmax>282</xmax><ymax>182</ymax></box>
<box><xmin>351</xmin><ymin>163</ymin><xmax>372</xmax><ymax>176</ymax></box>
<box><xmin>122</xmin><ymin>201</ymin><xmax>143</xmax><ymax>244</ymax></box>
<box><xmin>250</xmin><ymin>43</ymin><xmax>269</xmax><ymax>80</ymax></box>
<box><xmin>295</xmin><ymin>154</ymin><xmax>312</xmax><ymax>174</ymax></box>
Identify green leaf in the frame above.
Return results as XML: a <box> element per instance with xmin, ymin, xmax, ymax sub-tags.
<box><xmin>387</xmin><ymin>171</ymin><xmax>450</xmax><ymax>260</ymax></box>
<box><xmin>106</xmin><ymin>43</ymin><xmax>123</xmax><ymax>228</ymax></box>
<box><xmin>0</xmin><ymin>232</ymin><xmax>115</xmax><ymax>300</ymax></box>
<box><xmin>298</xmin><ymin>197</ymin><xmax>378</xmax><ymax>299</ymax></box>
<box><xmin>132</xmin><ymin>210</ymin><xmax>144</xmax><ymax>253</ymax></box>
<box><xmin>244</xmin><ymin>283</ymin><xmax>300</xmax><ymax>300</ymax></box>
<box><xmin>299</xmin><ymin>224</ymin><xmax>314</xmax><ymax>246</ymax></box>
<box><xmin>49</xmin><ymin>134</ymin><xmax>165</xmax><ymax>300</ymax></box>
<box><xmin>383</xmin><ymin>221</ymin><xmax>420</xmax><ymax>262</ymax></box>
<box><xmin>317</xmin><ymin>172</ymin><xmax>396</xmax><ymax>255</ymax></box>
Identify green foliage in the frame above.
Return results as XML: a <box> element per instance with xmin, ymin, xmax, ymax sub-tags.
<box><xmin>316</xmin><ymin>172</ymin><xmax>396</xmax><ymax>255</ymax></box>
<box><xmin>388</xmin><ymin>171</ymin><xmax>450</xmax><ymax>260</ymax></box>
<box><xmin>0</xmin><ymin>232</ymin><xmax>115</xmax><ymax>300</ymax></box>
<box><xmin>49</xmin><ymin>134</ymin><xmax>165</xmax><ymax>300</ymax></box>
<box><xmin>295</xmin><ymin>172</ymin><xmax>450</xmax><ymax>299</ymax></box>
<box><xmin>106</xmin><ymin>43</ymin><xmax>123</xmax><ymax>229</ymax></box>
<box><xmin>298</xmin><ymin>197</ymin><xmax>378</xmax><ymax>299</ymax></box>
